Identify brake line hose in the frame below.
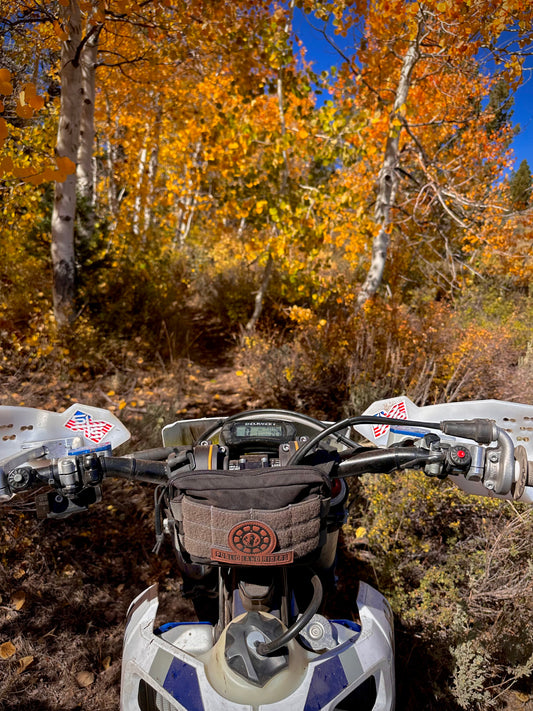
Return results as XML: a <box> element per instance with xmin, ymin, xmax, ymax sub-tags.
<box><xmin>255</xmin><ymin>574</ymin><xmax>323</xmax><ymax>656</ymax></box>
<box><xmin>288</xmin><ymin>415</ymin><xmax>441</xmax><ymax>466</ymax></box>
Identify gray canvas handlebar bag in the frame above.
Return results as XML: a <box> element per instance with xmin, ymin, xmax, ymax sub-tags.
<box><xmin>168</xmin><ymin>467</ymin><xmax>331</xmax><ymax>566</ymax></box>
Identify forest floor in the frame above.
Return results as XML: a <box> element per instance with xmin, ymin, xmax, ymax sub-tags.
<box><xmin>0</xmin><ymin>355</ymin><xmax>531</xmax><ymax>710</ymax></box>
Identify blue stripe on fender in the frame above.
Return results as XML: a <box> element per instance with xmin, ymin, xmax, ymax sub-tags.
<box><xmin>304</xmin><ymin>656</ymin><xmax>348</xmax><ymax>711</ymax></box>
<box><xmin>163</xmin><ymin>658</ymin><xmax>204</xmax><ymax>711</ymax></box>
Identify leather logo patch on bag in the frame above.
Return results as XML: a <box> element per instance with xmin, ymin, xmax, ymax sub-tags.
<box><xmin>229</xmin><ymin>520</ymin><xmax>277</xmax><ymax>555</ymax></box>
<box><xmin>211</xmin><ymin>520</ymin><xmax>294</xmax><ymax>565</ymax></box>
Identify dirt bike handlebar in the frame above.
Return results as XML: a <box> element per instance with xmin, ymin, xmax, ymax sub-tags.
<box><xmin>0</xmin><ymin>418</ymin><xmax>521</xmax><ymax>507</ymax></box>
<box><xmin>100</xmin><ymin>456</ymin><xmax>169</xmax><ymax>485</ymax></box>
<box><xmin>336</xmin><ymin>447</ymin><xmax>443</xmax><ymax>477</ymax></box>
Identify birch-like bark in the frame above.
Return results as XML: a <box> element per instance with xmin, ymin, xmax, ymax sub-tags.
<box><xmin>356</xmin><ymin>17</ymin><xmax>424</xmax><ymax>309</ymax></box>
<box><xmin>143</xmin><ymin>104</ymin><xmax>162</xmax><ymax>236</ymax></box>
<box><xmin>51</xmin><ymin>0</ymin><xmax>82</xmax><ymax>328</ymax></box>
<box><xmin>76</xmin><ymin>19</ymin><xmax>101</xmax><ymax>245</ymax></box>
<box><xmin>132</xmin><ymin>140</ymin><xmax>148</xmax><ymax>237</ymax></box>
<box><xmin>176</xmin><ymin>141</ymin><xmax>201</xmax><ymax>246</ymax></box>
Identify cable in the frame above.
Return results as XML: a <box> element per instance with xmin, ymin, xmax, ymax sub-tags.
<box><xmin>194</xmin><ymin>409</ymin><xmax>359</xmax><ymax>449</ymax></box>
<box><xmin>288</xmin><ymin>415</ymin><xmax>440</xmax><ymax>465</ymax></box>
<box><xmin>255</xmin><ymin>574</ymin><xmax>323</xmax><ymax>656</ymax></box>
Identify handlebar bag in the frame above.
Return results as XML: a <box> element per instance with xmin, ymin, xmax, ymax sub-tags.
<box><xmin>167</xmin><ymin>466</ymin><xmax>331</xmax><ymax>567</ymax></box>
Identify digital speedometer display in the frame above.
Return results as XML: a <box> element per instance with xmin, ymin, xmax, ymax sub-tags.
<box><xmin>234</xmin><ymin>423</ymin><xmax>284</xmax><ymax>439</ymax></box>
<box><xmin>220</xmin><ymin>419</ymin><xmax>297</xmax><ymax>451</ymax></box>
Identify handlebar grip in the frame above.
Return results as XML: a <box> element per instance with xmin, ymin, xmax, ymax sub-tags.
<box><xmin>101</xmin><ymin>457</ymin><xmax>169</xmax><ymax>485</ymax></box>
<box><xmin>440</xmin><ymin>419</ymin><xmax>497</xmax><ymax>444</ymax></box>
<box><xmin>124</xmin><ymin>447</ymin><xmax>185</xmax><ymax>461</ymax></box>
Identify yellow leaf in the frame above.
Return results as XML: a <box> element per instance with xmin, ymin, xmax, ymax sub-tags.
<box><xmin>13</xmin><ymin>165</ymin><xmax>35</xmax><ymax>179</ymax></box>
<box><xmin>297</xmin><ymin>128</ymin><xmax>309</xmax><ymax>140</ymax></box>
<box><xmin>235</xmin><ymin>370</ymin><xmax>244</xmax><ymax>376</ymax></box>
<box><xmin>53</xmin><ymin>19</ymin><xmax>69</xmax><ymax>40</ymax></box>
<box><xmin>0</xmin><ymin>641</ymin><xmax>16</xmax><ymax>659</ymax></box>
<box><xmin>55</xmin><ymin>155</ymin><xmax>76</xmax><ymax>174</ymax></box>
<box><xmin>15</xmin><ymin>104</ymin><xmax>33</xmax><ymax>119</ymax></box>
<box><xmin>17</xmin><ymin>656</ymin><xmax>34</xmax><ymax>674</ymax></box>
<box><xmin>76</xmin><ymin>670</ymin><xmax>95</xmax><ymax>687</ymax></box>
<box><xmin>12</xmin><ymin>590</ymin><xmax>26</xmax><ymax>610</ymax></box>
<box><xmin>107</xmin><ymin>390</ymin><xmax>115</xmax><ymax>397</ymax></box>
<box><xmin>0</xmin><ymin>156</ymin><xmax>13</xmax><ymax>175</ymax></box>
<box><xmin>118</xmin><ymin>400</ymin><xmax>126</xmax><ymax>410</ymax></box>
<box><xmin>0</xmin><ymin>70</ymin><xmax>13</xmax><ymax>96</ymax></box>
<box><xmin>355</xmin><ymin>526</ymin><xmax>367</xmax><ymax>539</ymax></box>
<box><xmin>28</xmin><ymin>94</ymin><xmax>45</xmax><ymax>111</ymax></box>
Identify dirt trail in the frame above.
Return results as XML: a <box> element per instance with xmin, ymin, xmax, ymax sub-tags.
<box><xmin>0</xmin><ymin>357</ymin><xmax>256</xmax><ymax>443</ymax></box>
<box><xmin>174</xmin><ymin>363</ymin><xmax>257</xmax><ymax>418</ymax></box>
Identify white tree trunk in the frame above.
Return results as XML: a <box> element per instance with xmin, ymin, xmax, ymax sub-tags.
<box><xmin>356</xmin><ymin>17</ymin><xmax>424</xmax><ymax>308</ymax></box>
<box><xmin>76</xmin><ymin>16</ymin><xmax>100</xmax><ymax>244</ymax></box>
<box><xmin>51</xmin><ymin>0</ymin><xmax>83</xmax><ymax>328</ymax></box>
<box><xmin>143</xmin><ymin>104</ymin><xmax>162</xmax><ymax>236</ymax></box>
<box><xmin>176</xmin><ymin>140</ymin><xmax>201</xmax><ymax>245</ymax></box>
<box><xmin>132</xmin><ymin>140</ymin><xmax>148</xmax><ymax>237</ymax></box>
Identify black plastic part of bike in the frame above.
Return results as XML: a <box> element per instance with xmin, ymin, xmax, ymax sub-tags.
<box><xmin>225</xmin><ymin>611</ymin><xmax>289</xmax><ymax>687</ymax></box>
<box><xmin>101</xmin><ymin>457</ymin><xmax>169</xmax><ymax>484</ymax></box>
<box><xmin>35</xmin><ymin>485</ymin><xmax>102</xmax><ymax>519</ymax></box>
<box><xmin>7</xmin><ymin>467</ymin><xmax>37</xmax><ymax>492</ymax></box>
<box><xmin>440</xmin><ymin>419</ymin><xmax>496</xmax><ymax>444</ymax></box>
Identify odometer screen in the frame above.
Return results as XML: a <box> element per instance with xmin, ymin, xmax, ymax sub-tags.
<box><xmin>234</xmin><ymin>423</ymin><xmax>284</xmax><ymax>439</ymax></box>
<box><xmin>220</xmin><ymin>419</ymin><xmax>297</xmax><ymax>449</ymax></box>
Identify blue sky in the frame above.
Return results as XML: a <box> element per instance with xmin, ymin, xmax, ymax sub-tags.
<box><xmin>511</xmin><ymin>78</ymin><xmax>533</xmax><ymax>167</ymax></box>
<box><xmin>292</xmin><ymin>8</ymin><xmax>533</xmax><ymax>172</ymax></box>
